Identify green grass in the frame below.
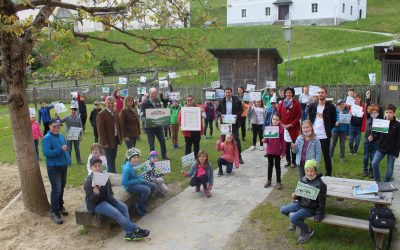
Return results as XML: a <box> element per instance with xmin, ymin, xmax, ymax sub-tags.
<box><xmin>0</xmin><ymin>103</ymin><xmax>251</xmax><ymax>187</ymax></box>
<box><xmin>190</xmin><ymin>0</ymin><xmax>227</xmax><ymax>26</ymax></box>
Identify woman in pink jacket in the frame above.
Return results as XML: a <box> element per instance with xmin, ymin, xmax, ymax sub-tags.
<box><xmin>31</xmin><ymin>116</ymin><xmax>43</xmax><ymax>161</ymax></box>
<box><xmin>216</xmin><ymin>133</ymin><xmax>240</xmax><ymax>176</ymax></box>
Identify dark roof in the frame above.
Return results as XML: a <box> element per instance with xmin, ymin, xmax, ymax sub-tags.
<box><xmin>273</xmin><ymin>0</ymin><xmax>293</xmax><ymax>5</ymax></box>
<box><xmin>207</xmin><ymin>48</ymin><xmax>283</xmax><ymax>64</ymax></box>
<box><xmin>374</xmin><ymin>46</ymin><xmax>400</xmax><ymax>60</ymax></box>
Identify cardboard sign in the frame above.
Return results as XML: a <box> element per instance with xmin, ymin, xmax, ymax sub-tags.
<box><xmin>295</xmin><ymin>181</ymin><xmax>320</xmax><ymax>200</ymax></box>
<box><xmin>181</xmin><ymin>107</ymin><xmax>201</xmax><ymax>131</ymax></box>
<box><xmin>249</xmin><ymin>92</ymin><xmax>261</xmax><ymax>101</ymax></box>
<box><xmin>265</xmin><ymin>81</ymin><xmax>276</xmax><ymax>89</ymax></box>
<box><xmin>205</xmin><ymin>91</ymin><xmax>216</xmax><ymax>100</ymax></box>
<box><xmin>243</xmin><ymin>92</ymin><xmax>250</xmax><ymax>102</ymax></box>
<box><xmin>168</xmin><ymin>72</ymin><xmax>177</xmax><ymax>79</ymax></box>
<box><xmin>119</xmin><ymin>77</ymin><xmax>127</xmax><ymax>85</ymax></box>
<box><xmin>263</xmin><ymin>126</ymin><xmax>279</xmax><ymax>138</ymax></box>
<box><xmin>92</xmin><ymin>172</ymin><xmax>110</xmax><ymax>187</ymax></box>
<box><xmin>372</xmin><ymin>118</ymin><xmax>390</xmax><ymax>133</ymax></box>
<box><xmin>154</xmin><ymin>160</ymin><xmax>171</xmax><ymax>174</ymax></box>
<box><xmin>67</xmin><ymin>127</ymin><xmax>82</xmax><ymax>140</ymax></box>
<box><xmin>221</xmin><ymin>115</ymin><xmax>237</xmax><ymax>124</ymax></box>
<box><xmin>29</xmin><ymin>108</ymin><xmax>36</xmax><ymax>118</ymax></box>
<box><xmin>338</xmin><ymin>113</ymin><xmax>351</xmax><ymax>124</ymax></box>
<box><xmin>137</xmin><ymin>87</ymin><xmax>147</xmax><ymax>95</ymax></box>
<box><xmin>102</xmin><ymin>87</ymin><xmax>110</xmax><ymax>94</ymax></box>
<box><xmin>294</xmin><ymin>87</ymin><xmax>302</xmax><ymax>96</ymax></box>
<box><xmin>181</xmin><ymin>152</ymin><xmax>195</xmax><ymax>168</ymax></box>
<box><xmin>309</xmin><ymin>85</ymin><xmax>319</xmax><ymax>96</ymax></box>
<box><xmin>220</xmin><ymin>124</ymin><xmax>232</xmax><ymax>135</ymax></box>
<box><xmin>119</xmin><ymin>89</ymin><xmax>128</xmax><ymax>97</ymax></box>
<box><xmin>145</xmin><ymin>108</ymin><xmax>171</xmax><ymax>127</ymax></box>
<box><xmin>54</xmin><ymin>103</ymin><xmax>67</xmax><ymax>114</ymax></box>
<box><xmin>168</xmin><ymin>92</ymin><xmax>180</xmax><ymax>101</ymax></box>
<box><xmin>211</xmin><ymin>81</ymin><xmax>220</xmax><ymax>89</ymax></box>
<box><xmin>246</xmin><ymin>84</ymin><xmax>256</xmax><ymax>91</ymax></box>
<box><xmin>215</xmin><ymin>89</ymin><xmax>224</xmax><ymax>99</ymax></box>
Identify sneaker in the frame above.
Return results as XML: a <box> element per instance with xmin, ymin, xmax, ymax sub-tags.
<box><xmin>137</xmin><ymin>227</ymin><xmax>150</xmax><ymax>238</ymax></box>
<box><xmin>60</xmin><ymin>207</ymin><xmax>68</xmax><ymax>216</ymax></box>
<box><xmin>204</xmin><ymin>189</ymin><xmax>211</xmax><ymax>198</ymax></box>
<box><xmin>288</xmin><ymin>224</ymin><xmax>296</xmax><ymax>231</ymax></box>
<box><xmin>239</xmin><ymin>159</ymin><xmax>244</xmax><ymax>164</ymax></box>
<box><xmin>284</xmin><ymin>163</ymin><xmax>291</xmax><ymax>168</ymax></box>
<box><xmin>195</xmin><ymin>186</ymin><xmax>200</xmax><ymax>192</ymax></box>
<box><xmin>124</xmin><ymin>231</ymin><xmax>144</xmax><ymax>241</ymax></box>
<box><xmin>298</xmin><ymin>228</ymin><xmax>314</xmax><ymax>243</ymax></box>
<box><xmin>276</xmin><ymin>182</ymin><xmax>283</xmax><ymax>190</ymax></box>
<box><xmin>259</xmin><ymin>146</ymin><xmax>264</xmax><ymax>151</ymax></box>
<box><xmin>218</xmin><ymin>172</ymin><xmax>223</xmax><ymax>177</ymax></box>
<box><xmin>135</xmin><ymin>204</ymin><xmax>145</xmax><ymax>217</ymax></box>
<box><xmin>264</xmin><ymin>181</ymin><xmax>271</xmax><ymax>188</ymax></box>
<box><xmin>250</xmin><ymin>146</ymin><xmax>255</xmax><ymax>151</ymax></box>
<box><xmin>51</xmin><ymin>212</ymin><xmax>63</xmax><ymax>224</ymax></box>
<box><xmin>362</xmin><ymin>170</ymin><xmax>368</xmax><ymax>177</ymax></box>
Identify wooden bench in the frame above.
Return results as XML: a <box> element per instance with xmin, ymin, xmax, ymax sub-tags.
<box><xmin>75</xmin><ymin>174</ymin><xmax>138</xmax><ymax>231</ymax></box>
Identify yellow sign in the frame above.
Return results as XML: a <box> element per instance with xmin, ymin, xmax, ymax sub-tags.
<box><xmin>389</xmin><ymin>85</ymin><xmax>398</xmax><ymax>91</ymax></box>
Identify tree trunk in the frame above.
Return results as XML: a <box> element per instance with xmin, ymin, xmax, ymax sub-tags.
<box><xmin>1</xmin><ymin>33</ymin><xmax>50</xmax><ymax>215</ymax></box>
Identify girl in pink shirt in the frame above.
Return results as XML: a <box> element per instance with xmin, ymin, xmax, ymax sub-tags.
<box><xmin>182</xmin><ymin>150</ymin><xmax>214</xmax><ymax>198</ymax></box>
<box><xmin>31</xmin><ymin>116</ymin><xmax>43</xmax><ymax>161</ymax></box>
<box><xmin>216</xmin><ymin>133</ymin><xmax>239</xmax><ymax>176</ymax></box>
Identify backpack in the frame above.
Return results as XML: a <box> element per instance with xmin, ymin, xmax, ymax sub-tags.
<box><xmin>369</xmin><ymin>207</ymin><xmax>395</xmax><ymax>250</ymax></box>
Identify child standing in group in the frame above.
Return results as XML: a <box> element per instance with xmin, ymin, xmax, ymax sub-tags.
<box><xmin>216</xmin><ymin>133</ymin><xmax>240</xmax><ymax>176</ymax></box>
<box><xmin>182</xmin><ymin>150</ymin><xmax>214</xmax><ymax>198</ymax></box>
<box><xmin>248</xmin><ymin>100</ymin><xmax>266</xmax><ymax>151</ymax></box>
<box><xmin>363</xmin><ymin>104</ymin><xmax>381</xmax><ymax>177</ymax></box>
<box><xmin>31</xmin><ymin>115</ymin><xmax>43</xmax><ymax>161</ymax></box>
<box><xmin>202</xmin><ymin>99</ymin><xmax>216</xmax><ymax>139</ymax></box>
<box><xmin>329</xmin><ymin>99</ymin><xmax>349</xmax><ymax>163</ymax></box>
<box><xmin>280</xmin><ymin>159</ymin><xmax>327</xmax><ymax>243</ymax></box>
<box><xmin>371</xmin><ymin>104</ymin><xmax>400</xmax><ymax>182</ymax></box>
<box><xmin>349</xmin><ymin>93</ymin><xmax>366</xmax><ymax>155</ymax></box>
<box><xmin>86</xmin><ymin>143</ymin><xmax>108</xmax><ymax>174</ymax></box>
<box><xmin>121</xmin><ymin>148</ymin><xmax>157</xmax><ymax>216</ymax></box>
<box><xmin>168</xmin><ymin>99</ymin><xmax>182</xmax><ymax>149</ymax></box>
<box><xmin>263</xmin><ymin>114</ymin><xmax>286</xmax><ymax>189</ymax></box>
<box><xmin>291</xmin><ymin>120</ymin><xmax>322</xmax><ymax>178</ymax></box>
<box><xmin>143</xmin><ymin>151</ymin><xmax>169</xmax><ymax>197</ymax></box>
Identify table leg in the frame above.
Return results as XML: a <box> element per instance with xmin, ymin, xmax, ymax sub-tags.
<box><xmin>374</xmin><ymin>232</ymin><xmax>384</xmax><ymax>250</ymax></box>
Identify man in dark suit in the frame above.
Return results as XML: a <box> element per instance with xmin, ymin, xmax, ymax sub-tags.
<box><xmin>217</xmin><ymin>87</ymin><xmax>244</xmax><ymax>164</ymax></box>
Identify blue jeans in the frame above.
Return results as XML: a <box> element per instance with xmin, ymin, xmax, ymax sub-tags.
<box><xmin>67</xmin><ymin>140</ymin><xmax>81</xmax><ymax>162</ymax></box>
<box><xmin>363</xmin><ymin>139</ymin><xmax>378</xmax><ymax>172</ymax></box>
<box><xmin>127</xmin><ymin>181</ymin><xmax>157</xmax><ymax>209</ymax></box>
<box><xmin>47</xmin><ymin>166</ymin><xmax>68</xmax><ymax>213</ymax></box>
<box><xmin>94</xmin><ymin>200</ymin><xmax>137</xmax><ymax>233</ymax></box>
<box><xmin>204</xmin><ymin>118</ymin><xmax>213</xmax><ymax>136</ymax></box>
<box><xmin>349</xmin><ymin>126</ymin><xmax>361</xmax><ymax>153</ymax></box>
<box><xmin>145</xmin><ymin>127</ymin><xmax>167</xmax><ymax>158</ymax></box>
<box><xmin>280</xmin><ymin>202</ymin><xmax>315</xmax><ymax>232</ymax></box>
<box><xmin>371</xmin><ymin>150</ymin><xmax>396</xmax><ymax>182</ymax></box>
<box><xmin>217</xmin><ymin>157</ymin><xmax>233</xmax><ymax>174</ymax></box>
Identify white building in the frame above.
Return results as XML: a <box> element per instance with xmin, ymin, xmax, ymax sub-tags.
<box><xmin>227</xmin><ymin>0</ymin><xmax>367</xmax><ymax>26</ymax></box>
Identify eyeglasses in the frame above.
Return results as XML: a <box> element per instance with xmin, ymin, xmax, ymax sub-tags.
<box><xmin>187</xmin><ymin>99</ymin><xmax>193</xmax><ymax>101</ymax></box>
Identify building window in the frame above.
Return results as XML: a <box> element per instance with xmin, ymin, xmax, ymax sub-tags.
<box><xmin>241</xmin><ymin>9</ymin><xmax>246</xmax><ymax>18</ymax></box>
<box><xmin>265</xmin><ymin>7</ymin><xmax>271</xmax><ymax>16</ymax></box>
<box><xmin>342</xmin><ymin>3</ymin><xmax>345</xmax><ymax>13</ymax></box>
<box><xmin>350</xmin><ymin>6</ymin><xmax>353</xmax><ymax>15</ymax></box>
<box><xmin>311</xmin><ymin>3</ymin><xmax>318</xmax><ymax>13</ymax></box>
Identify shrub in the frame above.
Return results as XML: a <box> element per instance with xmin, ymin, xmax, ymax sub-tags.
<box><xmin>97</xmin><ymin>58</ymin><xmax>116</xmax><ymax>76</ymax></box>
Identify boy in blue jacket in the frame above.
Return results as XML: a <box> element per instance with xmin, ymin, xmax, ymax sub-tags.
<box><xmin>329</xmin><ymin>99</ymin><xmax>350</xmax><ymax>163</ymax></box>
<box><xmin>38</xmin><ymin>101</ymin><xmax>54</xmax><ymax>136</ymax></box>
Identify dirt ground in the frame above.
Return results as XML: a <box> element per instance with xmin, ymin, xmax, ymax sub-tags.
<box><xmin>0</xmin><ymin>163</ymin><xmax>183</xmax><ymax>250</ymax></box>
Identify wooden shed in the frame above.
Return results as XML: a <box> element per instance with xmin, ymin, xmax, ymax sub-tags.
<box><xmin>207</xmin><ymin>48</ymin><xmax>283</xmax><ymax>91</ymax></box>
<box><xmin>374</xmin><ymin>46</ymin><xmax>400</xmax><ymax>106</ymax></box>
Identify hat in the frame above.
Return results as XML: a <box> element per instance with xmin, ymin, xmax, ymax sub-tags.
<box><xmin>149</xmin><ymin>151</ymin><xmax>158</xmax><ymax>159</ymax></box>
<box><xmin>89</xmin><ymin>157</ymin><xmax>103</xmax><ymax>166</ymax></box>
<box><xmin>70</xmin><ymin>103</ymin><xmax>78</xmax><ymax>109</ymax></box>
<box><xmin>49</xmin><ymin>118</ymin><xmax>63</xmax><ymax>126</ymax></box>
<box><xmin>304</xmin><ymin>159</ymin><xmax>318</xmax><ymax>171</ymax></box>
<box><xmin>126</xmin><ymin>148</ymin><xmax>141</xmax><ymax>161</ymax></box>
<box><xmin>94</xmin><ymin>100</ymin><xmax>100</xmax><ymax>105</ymax></box>
<box><xmin>336</xmin><ymin>99</ymin><xmax>344</xmax><ymax>105</ymax></box>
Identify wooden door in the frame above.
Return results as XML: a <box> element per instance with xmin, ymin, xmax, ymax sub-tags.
<box><xmin>278</xmin><ymin>5</ymin><xmax>289</xmax><ymax>20</ymax></box>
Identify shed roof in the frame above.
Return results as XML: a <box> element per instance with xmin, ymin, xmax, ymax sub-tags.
<box><xmin>207</xmin><ymin>48</ymin><xmax>283</xmax><ymax>64</ymax></box>
<box><xmin>374</xmin><ymin>46</ymin><xmax>400</xmax><ymax>60</ymax></box>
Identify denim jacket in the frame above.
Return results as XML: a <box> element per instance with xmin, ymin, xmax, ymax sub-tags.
<box><xmin>292</xmin><ymin>135</ymin><xmax>322</xmax><ymax>166</ymax></box>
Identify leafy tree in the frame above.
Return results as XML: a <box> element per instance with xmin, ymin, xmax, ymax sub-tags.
<box><xmin>97</xmin><ymin>57</ymin><xmax>117</xmax><ymax>75</ymax></box>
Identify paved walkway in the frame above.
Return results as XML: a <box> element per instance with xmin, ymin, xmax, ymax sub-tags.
<box><xmin>389</xmin><ymin>159</ymin><xmax>400</xmax><ymax>249</ymax></box>
<box><xmin>105</xmin><ymin>148</ymin><xmax>288</xmax><ymax>250</ymax></box>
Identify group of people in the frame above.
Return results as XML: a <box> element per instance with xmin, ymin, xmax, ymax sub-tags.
<box><xmin>35</xmin><ymin>84</ymin><xmax>399</xmax><ymax>243</ymax></box>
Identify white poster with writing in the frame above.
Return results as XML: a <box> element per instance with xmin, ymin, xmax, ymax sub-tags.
<box><xmin>119</xmin><ymin>77</ymin><xmax>127</xmax><ymax>85</ymax></box>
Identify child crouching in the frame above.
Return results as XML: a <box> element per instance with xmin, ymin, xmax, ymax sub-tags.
<box><xmin>280</xmin><ymin>159</ymin><xmax>327</xmax><ymax>243</ymax></box>
<box><xmin>182</xmin><ymin>150</ymin><xmax>214</xmax><ymax>198</ymax></box>
<box><xmin>144</xmin><ymin>151</ymin><xmax>169</xmax><ymax>197</ymax></box>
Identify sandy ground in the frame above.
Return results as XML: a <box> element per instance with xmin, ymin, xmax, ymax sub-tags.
<box><xmin>0</xmin><ymin>163</ymin><xmax>183</xmax><ymax>250</ymax></box>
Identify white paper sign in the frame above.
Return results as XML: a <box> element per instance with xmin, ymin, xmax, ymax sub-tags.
<box><xmin>168</xmin><ymin>92</ymin><xmax>180</xmax><ymax>101</ymax></box>
<box><xmin>249</xmin><ymin>92</ymin><xmax>262</xmax><ymax>101</ymax></box>
<box><xmin>351</xmin><ymin>104</ymin><xmax>364</xmax><ymax>117</ymax></box>
<box><xmin>119</xmin><ymin>89</ymin><xmax>128</xmax><ymax>97</ymax></box>
<box><xmin>284</xmin><ymin>128</ymin><xmax>292</xmax><ymax>143</ymax></box>
<box><xmin>159</xmin><ymin>80</ymin><xmax>169</xmax><ymax>88</ymax></box>
<box><xmin>29</xmin><ymin>108</ymin><xmax>36</xmax><ymax>118</ymax></box>
<box><xmin>369</xmin><ymin>73</ymin><xmax>376</xmax><ymax>85</ymax></box>
<box><xmin>71</xmin><ymin>91</ymin><xmax>78</xmax><ymax>98</ymax></box>
<box><xmin>181</xmin><ymin>152</ymin><xmax>195</xmax><ymax>168</ymax></box>
<box><xmin>137</xmin><ymin>87</ymin><xmax>147</xmax><ymax>95</ymax></box>
<box><xmin>205</xmin><ymin>91</ymin><xmax>216</xmax><ymax>100</ymax></box>
<box><xmin>309</xmin><ymin>86</ymin><xmax>319</xmax><ymax>96</ymax></box>
<box><xmin>119</xmin><ymin>77</ymin><xmax>128</xmax><ymax>85</ymax></box>
<box><xmin>102</xmin><ymin>87</ymin><xmax>110</xmax><ymax>94</ymax></box>
<box><xmin>168</xmin><ymin>72</ymin><xmax>177</xmax><ymax>79</ymax></box>
<box><xmin>294</xmin><ymin>87</ymin><xmax>302</xmax><ymax>96</ymax></box>
<box><xmin>154</xmin><ymin>160</ymin><xmax>171</xmax><ymax>174</ymax></box>
<box><xmin>67</xmin><ymin>127</ymin><xmax>82</xmax><ymax>140</ymax></box>
<box><xmin>338</xmin><ymin>113</ymin><xmax>351</xmax><ymax>124</ymax></box>
<box><xmin>263</xmin><ymin>126</ymin><xmax>279</xmax><ymax>138</ymax></box>
<box><xmin>54</xmin><ymin>103</ymin><xmax>67</xmax><ymax>114</ymax></box>
<box><xmin>265</xmin><ymin>81</ymin><xmax>276</xmax><ymax>89</ymax></box>
<box><xmin>215</xmin><ymin>89</ymin><xmax>224</xmax><ymax>99</ymax></box>
<box><xmin>243</xmin><ymin>93</ymin><xmax>250</xmax><ymax>102</ymax></box>
<box><xmin>221</xmin><ymin>115</ymin><xmax>237</xmax><ymax>124</ymax></box>
<box><xmin>295</xmin><ymin>181</ymin><xmax>320</xmax><ymax>200</ymax></box>
<box><xmin>220</xmin><ymin>124</ymin><xmax>232</xmax><ymax>135</ymax></box>
<box><xmin>181</xmin><ymin>107</ymin><xmax>201</xmax><ymax>131</ymax></box>
<box><xmin>346</xmin><ymin>96</ymin><xmax>355</xmax><ymax>106</ymax></box>
<box><xmin>92</xmin><ymin>172</ymin><xmax>110</xmax><ymax>187</ymax></box>
<box><xmin>211</xmin><ymin>81</ymin><xmax>220</xmax><ymax>89</ymax></box>
<box><xmin>246</xmin><ymin>84</ymin><xmax>256</xmax><ymax>91</ymax></box>
<box><xmin>372</xmin><ymin>118</ymin><xmax>390</xmax><ymax>133</ymax></box>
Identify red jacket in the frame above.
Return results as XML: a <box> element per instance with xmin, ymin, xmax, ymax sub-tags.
<box><xmin>178</xmin><ymin>104</ymin><xmax>204</xmax><ymax>137</ymax></box>
<box><xmin>278</xmin><ymin>99</ymin><xmax>302</xmax><ymax>142</ymax></box>
<box><xmin>216</xmin><ymin>141</ymin><xmax>240</xmax><ymax>168</ymax></box>
<box><xmin>263</xmin><ymin>124</ymin><xmax>286</xmax><ymax>157</ymax></box>
<box><xmin>202</xmin><ymin>102</ymin><xmax>216</xmax><ymax>120</ymax></box>
<box><xmin>113</xmin><ymin>90</ymin><xmax>124</xmax><ymax>113</ymax></box>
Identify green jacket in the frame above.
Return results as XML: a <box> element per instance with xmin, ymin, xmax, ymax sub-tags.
<box><xmin>168</xmin><ymin>103</ymin><xmax>182</xmax><ymax>125</ymax></box>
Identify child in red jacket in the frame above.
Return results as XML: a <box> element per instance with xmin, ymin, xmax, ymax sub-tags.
<box><xmin>263</xmin><ymin>114</ymin><xmax>286</xmax><ymax>189</ymax></box>
<box><xmin>31</xmin><ymin>116</ymin><xmax>43</xmax><ymax>161</ymax></box>
<box><xmin>216</xmin><ymin>133</ymin><xmax>240</xmax><ymax>176</ymax></box>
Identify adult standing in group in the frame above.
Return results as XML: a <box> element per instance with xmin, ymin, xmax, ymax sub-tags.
<box><xmin>237</xmin><ymin>86</ymin><xmax>249</xmax><ymax>141</ymax></box>
<box><xmin>140</xmin><ymin>88</ymin><xmax>168</xmax><ymax>160</ymax></box>
<box><xmin>179</xmin><ymin>95</ymin><xmax>203</xmax><ymax>157</ymax></box>
<box><xmin>38</xmin><ymin>101</ymin><xmax>54</xmax><ymax>136</ymax></box>
<box><xmin>278</xmin><ymin>87</ymin><xmax>302</xmax><ymax>168</ymax></box>
<box><xmin>299</xmin><ymin>86</ymin><xmax>311</xmax><ymax>122</ymax></box>
<box><xmin>120</xmin><ymin>96</ymin><xmax>141</xmax><ymax>149</ymax></box>
<box><xmin>308</xmin><ymin>87</ymin><xmax>336</xmax><ymax>176</ymax></box>
<box><xmin>217</xmin><ymin>87</ymin><xmax>244</xmax><ymax>164</ymax></box>
<box><xmin>89</xmin><ymin>100</ymin><xmax>102</xmax><ymax>143</ymax></box>
<box><xmin>97</xmin><ymin>96</ymin><xmax>123</xmax><ymax>173</ymax></box>
<box><xmin>42</xmin><ymin>118</ymin><xmax>71</xmax><ymax>224</ymax></box>
<box><xmin>78</xmin><ymin>95</ymin><xmax>88</xmax><ymax>133</ymax></box>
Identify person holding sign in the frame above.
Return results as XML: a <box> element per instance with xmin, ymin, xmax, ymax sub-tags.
<box><xmin>362</xmin><ymin>104</ymin><xmax>381</xmax><ymax>177</ymax></box>
<box><xmin>143</xmin><ymin>151</ymin><xmax>169</xmax><ymax>197</ymax></box>
<box><xmin>168</xmin><ymin>99</ymin><xmax>183</xmax><ymax>149</ymax></box>
<box><xmin>216</xmin><ymin>133</ymin><xmax>239</xmax><ymax>176</ymax></box>
<box><xmin>113</xmin><ymin>89</ymin><xmax>124</xmax><ymax>113</ymax></box>
<box><xmin>280</xmin><ymin>159</ymin><xmax>327</xmax><ymax>244</ymax></box>
<box><xmin>85</xmin><ymin>158</ymin><xmax>150</xmax><ymax>241</ymax></box>
<box><xmin>121</xmin><ymin>148</ymin><xmax>157</xmax><ymax>216</ymax></box>
<box><xmin>38</xmin><ymin>101</ymin><xmax>54</xmax><ymax>136</ymax></box>
<box><xmin>202</xmin><ymin>99</ymin><xmax>216</xmax><ymax>139</ymax></box>
<box><xmin>348</xmin><ymin>93</ymin><xmax>367</xmax><ymax>155</ymax></box>
<box><xmin>329</xmin><ymin>99</ymin><xmax>349</xmax><ymax>163</ymax></box>
<box><xmin>248</xmin><ymin>99</ymin><xmax>266</xmax><ymax>151</ymax></box>
<box><xmin>58</xmin><ymin>103</ymin><xmax>84</xmax><ymax>165</ymax></box>
<box><xmin>371</xmin><ymin>104</ymin><xmax>400</xmax><ymax>182</ymax></box>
